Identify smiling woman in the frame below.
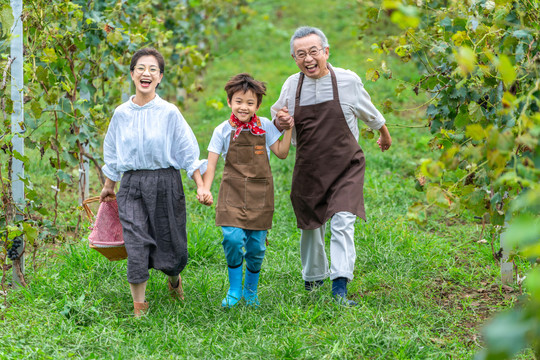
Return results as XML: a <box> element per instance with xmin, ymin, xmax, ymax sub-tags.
<box><xmin>99</xmin><ymin>47</ymin><xmax>213</xmax><ymax>317</ymax></box>
<box><xmin>128</xmin><ymin>49</ymin><xmax>165</xmax><ymax>104</ymax></box>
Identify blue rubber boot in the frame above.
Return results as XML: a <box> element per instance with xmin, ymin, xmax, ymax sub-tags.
<box><xmin>221</xmin><ymin>265</ymin><xmax>243</xmax><ymax>308</ymax></box>
<box><xmin>332</xmin><ymin>277</ymin><xmax>358</xmax><ymax>307</ymax></box>
<box><xmin>243</xmin><ymin>268</ymin><xmax>260</xmax><ymax>307</ymax></box>
<box><xmin>305</xmin><ymin>279</ymin><xmax>325</xmax><ymax>291</ymax></box>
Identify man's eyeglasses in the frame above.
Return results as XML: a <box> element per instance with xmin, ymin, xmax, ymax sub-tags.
<box><xmin>133</xmin><ymin>65</ymin><xmax>160</xmax><ymax>75</ymax></box>
<box><xmin>294</xmin><ymin>47</ymin><xmax>325</xmax><ymax>60</ymax></box>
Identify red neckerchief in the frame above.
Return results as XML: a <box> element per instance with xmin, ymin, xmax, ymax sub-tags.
<box><xmin>229</xmin><ymin>113</ymin><xmax>266</xmax><ymax>140</ymax></box>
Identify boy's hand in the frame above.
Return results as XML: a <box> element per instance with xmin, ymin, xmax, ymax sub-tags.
<box><xmin>197</xmin><ymin>188</ymin><xmax>213</xmax><ymax>206</ymax></box>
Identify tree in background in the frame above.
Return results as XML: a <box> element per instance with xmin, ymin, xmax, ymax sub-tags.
<box><xmin>360</xmin><ymin>0</ymin><xmax>539</xmax><ymax>357</ymax></box>
<box><xmin>0</xmin><ymin>0</ymin><xmax>247</xmax><ymax>287</ymax></box>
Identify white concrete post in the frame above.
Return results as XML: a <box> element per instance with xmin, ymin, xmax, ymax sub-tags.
<box><xmin>500</xmin><ymin>224</ymin><xmax>513</xmax><ymax>284</ymax></box>
<box><xmin>10</xmin><ymin>0</ymin><xmax>25</xmax><ymax>284</ymax></box>
<box><xmin>79</xmin><ymin>86</ymin><xmax>90</xmax><ymax>205</ymax></box>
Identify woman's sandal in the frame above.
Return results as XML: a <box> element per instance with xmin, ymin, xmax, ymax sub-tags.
<box><xmin>133</xmin><ymin>301</ymin><xmax>149</xmax><ymax>317</ymax></box>
<box><xmin>168</xmin><ymin>275</ymin><xmax>184</xmax><ymax>300</ymax></box>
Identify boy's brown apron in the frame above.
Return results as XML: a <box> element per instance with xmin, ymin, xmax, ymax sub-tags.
<box><xmin>291</xmin><ymin>65</ymin><xmax>366</xmax><ymax>230</ymax></box>
<box><xmin>216</xmin><ymin>130</ymin><xmax>274</xmax><ymax>230</ymax></box>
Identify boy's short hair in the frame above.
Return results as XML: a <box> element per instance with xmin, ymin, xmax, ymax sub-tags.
<box><xmin>224</xmin><ymin>73</ymin><xmax>266</xmax><ymax>107</ymax></box>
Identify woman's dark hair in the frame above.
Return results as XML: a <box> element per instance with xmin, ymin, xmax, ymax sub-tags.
<box><xmin>130</xmin><ymin>48</ymin><xmax>165</xmax><ymax>74</ymax></box>
<box><xmin>224</xmin><ymin>73</ymin><xmax>266</xmax><ymax>107</ymax></box>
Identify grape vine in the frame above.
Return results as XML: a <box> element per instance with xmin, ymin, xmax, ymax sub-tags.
<box><xmin>0</xmin><ymin>0</ymin><xmax>248</xmax><ymax>290</ymax></box>
<box><xmin>359</xmin><ymin>0</ymin><xmax>539</xmax><ymax>357</ymax></box>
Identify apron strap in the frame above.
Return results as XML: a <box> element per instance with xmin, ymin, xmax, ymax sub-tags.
<box><xmin>327</xmin><ymin>65</ymin><xmax>339</xmax><ymax>101</ymax></box>
<box><xmin>295</xmin><ymin>72</ymin><xmax>304</xmax><ymax>104</ymax></box>
<box><xmin>294</xmin><ymin>64</ymin><xmax>338</xmax><ymax>104</ymax></box>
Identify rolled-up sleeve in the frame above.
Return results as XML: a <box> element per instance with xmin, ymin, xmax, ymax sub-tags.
<box><xmin>271</xmin><ymin>76</ymin><xmax>298</xmax><ymax>145</ymax></box>
<box><xmin>271</xmin><ymin>76</ymin><xmax>295</xmax><ymax>121</ymax></box>
<box><xmin>173</xmin><ymin>111</ymin><xmax>207</xmax><ymax>179</ymax></box>
<box><xmin>352</xmin><ymin>76</ymin><xmax>386</xmax><ymax>131</ymax></box>
<box><xmin>207</xmin><ymin>125</ymin><xmax>225</xmax><ymax>157</ymax></box>
<box><xmin>102</xmin><ymin>113</ymin><xmax>122</xmax><ymax>182</ymax></box>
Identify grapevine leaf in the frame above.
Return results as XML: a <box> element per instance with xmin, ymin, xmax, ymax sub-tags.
<box><xmin>454</xmin><ymin>107</ymin><xmax>469</xmax><ymax>128</ymax></box>
<box><xmin>12</xmin><ymin>149</ymin><xmax>29</xmax><ymax>163</ymax></box>
<box><xmin>394</xmin><ymin>46</ymin><xmax>409</xmax><ymax>57</ymax></box>
<box><xmin>497</xmin><ymin>55</ymin><xmax>516</xmax><ymax>87</ymax></box>
<box><xmin>468</xmin><ymin>102</ymin><xmax>483</xmax><ymax>123</ymax></box>
<box><xmin>360</xmin><ymin>128</ymin><xmax>375</xmax><ymax>140</ymax></box>
<box><xmin>7</xmin><ymin>226</ymin><xmax>23</xmax><ymax>240</ymax></box>
<box><xmin>31</xmin><ymin>101</ymin><xmax>43</xmax><ymax>119</ymax></box>
<box><xmin>106</xmin><ymin>30</ymin><xmax>123</xmax><ymax>45</ymax></box>
<box><xmin>382</xmin><ymin>99</ymin><xmax>393</xmax><ymax>114</ymax></box>
<box><xmin>43</xmin><ymin>48</ymin><xmax>58</xmax><ymax>63</ymax></box>
<box><xmin>394</xmin><ymin>83</ymin><xmax>407</xmax><ymax>96</ymax></box>
<box><xmin>366</xmin><ymin>68</ymin><xmax>380</xmax><ymax>82</ymax></box>
<box><xmin>426</xmin><ymin>184</ymin><xmax>450</xmax><ymax>208</ymax></box>
<box><xmin>440</xmin><ymin>17</ymin><xmax>452</xmax><ymax>29</ymax></box>
<box><xmin>481</xmin><ymin>310</ymin><xmax>534</xmax><ymax>358</ymax></box>
<box><xmin>4</xmin><ymin>98</ymin><xmax>13</xmax><ymax>113</ymax></box>
<box><xmin>36</xmin><ymin>66</ymin><xmax>48</xmax><ymax>83</ymax></box>
<box><xmin>455</xmin><ymin>46</ymin><xmax>476</xmax><ymax>75</ymax></box>
<box><xmin>466</xmin><ymin>124</ymin><xmax>486</xmax><ymax>140</ymax></box>
<box><xmin>56</xmin><ymin>169</ymin><xmax>73</xmax><ymax>185</ymax></box>
<box><xmin>22</xmin><ymin>223</ymin><xmax>38</xmax><ymax>245</ymax></box>
<box><xmin>366</xmin><ymin>7</ymin><xmax>379</xmax><ymax>20</ymax></box>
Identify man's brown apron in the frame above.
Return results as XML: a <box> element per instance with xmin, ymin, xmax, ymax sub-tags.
<box><xmin>216</xmin><ymin>130</ymin><xmax>274</xmax><ymax>230</ymax></box>
<box><xmin>291</xmin><ymin>65</ymin><xmax>366</xmax><ymax>230</ymax></box>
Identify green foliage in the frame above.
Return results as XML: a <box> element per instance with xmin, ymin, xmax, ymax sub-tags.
<box><xmin>0</xmin><ymin>0</ymin><xmax>532</xmax><ymax>357</ymax></box>
<box><xmin>0</xmin><ymin>0</ymin><xmax>246</xmax><ymax>294</ymax></box>
<box><xmin>0</xmin><ymin>0</ymin><xmax>529</xmax><ymax>357</ymax></box>
<box><xmin>362</xmin><ymin>0</ymin><xmax>539</xmax><ymax>358</ymax></box>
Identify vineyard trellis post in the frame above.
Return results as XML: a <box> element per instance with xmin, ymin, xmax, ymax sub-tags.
<box><xmin>79</xmin><ymin>84</ymin><xmax>90</xmax><ymax>205</ymax></box>
<box><xmin>10</xmin><ymin>0</ymin><xmax>25</xmax><ymax>285</ymax></box>
<box><xmin>78</xmin><ymin>148</ymin><xmax>89</xmax><ymax>205</ymax></box>
<box><xmin>500</xmin><ymin>225</ymin><xmax>513</xmax><ymax>284</ymax></box>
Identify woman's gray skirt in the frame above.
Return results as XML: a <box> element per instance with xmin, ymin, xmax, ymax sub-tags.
<box><xmin>117</xmin><ymin>167</ymin><xmax>187</xmax><ymax>283</ymax></box>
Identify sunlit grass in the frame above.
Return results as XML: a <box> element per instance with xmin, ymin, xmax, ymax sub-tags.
<box><xmin>0</xmin><ymin>0</ymin><xmax>528</xmax><ymax>359</ymax></box>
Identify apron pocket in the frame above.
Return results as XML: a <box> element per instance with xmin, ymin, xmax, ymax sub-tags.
<box><xmin>236</xmin><ymin>145</ymin><xmax>254</xmax><ymax>165</ymax></box>
<box><xmin>224</xmin><ymin>176</ymin><xmax>268</xmax><ymax>209</ymax></box>
<box><xmin>224</xmin><ymin>176</ymin><xmax>246</xmax><ymax>209</ymax></box>
<box><xmin>245</xmin><ymin>178</ymin><xmax>268</xmax><ymax>210</ymax></box>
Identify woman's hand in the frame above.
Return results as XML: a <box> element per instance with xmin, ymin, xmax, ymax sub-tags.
<box><xmin>100</xmin><ymin>178</ymin><xmax>117</xmax><ymax>202</ymax></box>
<box><xmin>197</xmin><ymin>187</ymin><xmax>213</xmax><ymax>206</ymax></box>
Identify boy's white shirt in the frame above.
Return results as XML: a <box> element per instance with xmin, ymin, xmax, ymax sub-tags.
<box><xmin>207</xmin><ymin>116</ymin><xmax>282</xmax><ymax>160</ymax></box>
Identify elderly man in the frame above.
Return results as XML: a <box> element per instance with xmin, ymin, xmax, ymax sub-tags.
<box><xmin>271</xmin><ymin>26</ymin><xmax>392</xmax><ymax>306</ymax></box>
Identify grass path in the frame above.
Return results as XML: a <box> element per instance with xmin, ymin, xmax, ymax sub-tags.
<box><xmin>0</xmin><ymin>1</ymin><xmax>524</xmax><ymax>359</ymax></box>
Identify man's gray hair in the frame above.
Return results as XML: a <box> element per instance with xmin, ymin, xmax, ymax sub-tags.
<box><xmin>290</xmin><ymin>26</ymin><xmax>330</xmax><ymax>55</ymax></box>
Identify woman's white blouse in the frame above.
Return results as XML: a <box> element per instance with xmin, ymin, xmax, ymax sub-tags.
<box><xmin>102</xmin><ymin>95</ymin><xmax>207</xmax><ymax>182</ymax></box>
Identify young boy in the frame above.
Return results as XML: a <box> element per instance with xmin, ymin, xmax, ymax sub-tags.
<box><xmin>200</xmin><ymin>73</ymin><xmax>292</xmax><ymax>307</ymax></box>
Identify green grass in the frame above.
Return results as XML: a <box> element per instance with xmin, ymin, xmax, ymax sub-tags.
<box><xmin>1</xmin><ymin>0</ymin><xmax>531</xmax><ymax>359</ymax></box>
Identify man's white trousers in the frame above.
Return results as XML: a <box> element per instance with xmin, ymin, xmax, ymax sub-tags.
<box><xmin>300</xmin><ymin>211</ymin><xmax>357</xmax><ymax>281</ymax></box>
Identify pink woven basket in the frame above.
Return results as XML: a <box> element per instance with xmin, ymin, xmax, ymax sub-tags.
<box><xmin>83</xmin><ymin>196</ymin><xmax>127</xmax><ymax>261</ymax></box>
